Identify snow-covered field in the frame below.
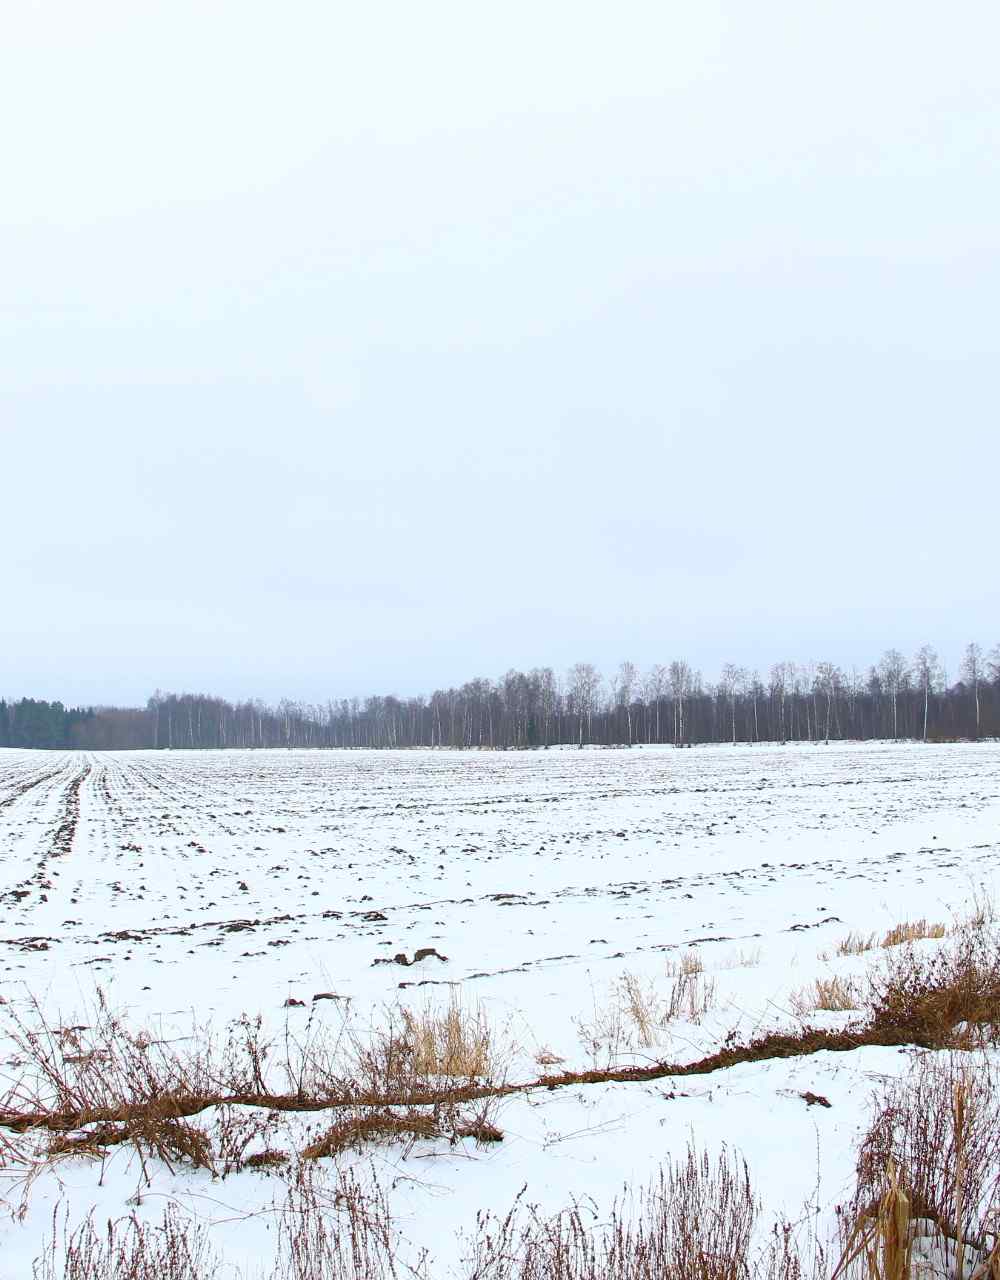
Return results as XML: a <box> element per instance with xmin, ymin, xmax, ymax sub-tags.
<box><xmin>1</xmin><ymin>741</ymin><xmax>999</xmax><ymax>1275</ymax></box>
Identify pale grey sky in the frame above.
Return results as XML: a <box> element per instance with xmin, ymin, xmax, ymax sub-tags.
<box><xmin>3</xmin><ymin>2</ymin><xmax>998</xmax><ymax>705</ymax></box>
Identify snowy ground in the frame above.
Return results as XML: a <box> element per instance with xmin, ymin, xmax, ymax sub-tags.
<box><xmin>1</xmin><ymin>741</ymin><xmax>998</xmax><ymax>1275</ymax></box>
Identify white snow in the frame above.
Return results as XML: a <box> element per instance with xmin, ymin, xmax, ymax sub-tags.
<box><xmin>0</xmin><ymin>741</ymin><xmax>998</xmax><ymax>1275</ymax></box>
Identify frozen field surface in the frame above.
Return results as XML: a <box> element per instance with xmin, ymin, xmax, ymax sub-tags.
<box><xmin>1</xmin><ymin>741</ymin><xmax>999</xmax><ymax>1274</ymax></box>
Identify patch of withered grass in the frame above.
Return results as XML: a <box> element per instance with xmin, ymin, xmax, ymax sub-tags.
<box><xmin>0</xmin><ymin>990</ymin><xmax>223</xmax><ymax>1130</ymax></box>
<box><xmin>880</xmin><ymin>919</ymin><xmax>946</xmax><ymax>949</ymax></box>
<box><xmin>0</xmin><ymin>995</ymin><xmax>297</xmax><ymax>1179</ymax></box>
<box><xmin>41</xmin><ymin>1101</ymin><xmax>282</xmax><ymax>1181</ymax></box>
<box><xmin>34</xmin><ymin>1165</ymin><xmax>405</xmax><ymax>1280</ymax></box>
<box><xmin>834</xmin><ymin>1053</ymin><xmax>1000</xmax><ymax>1280</ymax></box>
<box><xmin>789</xmin><ymin>977</ymin><xmax>860</xmax><ymax>1017</ymax></box>
<box><xmin>244</xmin><ymin>1148</ymin><xmax>290</xmax><ymax>1169</ymax></box>
<box><xmin>853</xmin><ymin>1054</ymin><xmax>1000</xmax><ymax>1245</ymax></box>
<box><xmin>272</xmin><ymin>1163</ymin><xmax>403</xmax><ymax>1280</ymax></box>
<box><xmin>46</xmin><ymin>1114</ymin><xmax>214</xmax><ymax>1174</ymax></box>
<box><xmin>340</xmin><ymin>995</ymin><xmax>506</xmax><ymax>1104</ymax></box>
<box><xmin>621</xmin><ymin>972</ymin><xmax>664</xmax><ymax>1046</ymax></box>
<box><xmin>34</xmin><ymin>1202</ymin><xmax>223</xmax><ymax>1280</ymax></box>
<box><xmin>575</xmin><ymin>962</ymin><xmax>718</xmax><ymax>1064</ymax></box>
<box><xmin>401</xmin><ymin>996</ymin><xmax>493</xmax><ymax>1079</ymax></box>
<box><xmin>864</xmin><ymin>930</ymin><xmax>1000</xmax><ymax>1046</ymax></box>
<box><xmin>832</xmin><ymin>932</ymin><xmax>877</xmax><ymax>958</ymax></box>
<box><xmin>465</xmin><ymin>1143</ymin><xmax>824</xmax><ymax>1280</ymax></box>
<box><xmin>952</xmin><ymin>886</ymin><xmax>997</xmax><ymax>934</ymax></box>
<box><xmin>663</xmin><ymin>952</ymin><xmax>718</xmax><ymax>1021</ymax></box>
<box><xmin>557</xmin><ymin>928</ymin><xmax>1000</xmax><ymax>1083</ymax></box>
<box><xmin>0</xmin><ymin>990</ymin><xmax>507</xmax><ymax>1176</ymax></box>
<box><xmin>833</xmin><ymin>1159</ymin><xmax>914</xmax><ymax>1280</ymax></box>
<box><xmin>10</xmin><ymin>923</ymin><xmax>1000</xmax><ymax>1224</ymax></box>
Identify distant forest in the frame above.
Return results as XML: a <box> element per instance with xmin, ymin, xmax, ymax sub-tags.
<box><xmin>2</xmin><ymin>643</ymin><xmax>998</xmax><ymax>752</ymax></box>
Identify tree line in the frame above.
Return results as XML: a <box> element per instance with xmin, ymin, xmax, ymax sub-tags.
<box><xmin>0</xmin><ymin>698</ymin><xmax>96</xmax><ymax>750</ymax></box>
<box><xmin>2</xmin><ymin>642</ymin><xmax>998</xmax><ymax>752</ymax></box>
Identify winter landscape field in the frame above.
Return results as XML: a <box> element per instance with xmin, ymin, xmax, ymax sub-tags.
<box><xmin>1</xmin><ymin>741</ymin><xmax>999</xmax><ymax>1277</ymax></box>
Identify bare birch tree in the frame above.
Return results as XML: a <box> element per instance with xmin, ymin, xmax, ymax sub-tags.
<box><xmin>913</xmin><ymin>644</ymin><xmax>941</xmax><ymax>742</ymax></box>
<box><xmin>988</xmin><ymin>644</ymin><xmax>1000</xmax><ymax>685</ymax></box>
<box><xmin>720</xmin><ymin>663</ymin><xmax>741</xmax><ymax>743</ymax></box>
<box><xmin>567</xmin><ymin>662</ymin><xmax>603</xmax><ymax>745</ymax></box>
<box><xmin>814</xmin><ymin>662</ymin><xmax>841</xmax><ymax>744</ymax></box>
<box><xmin>643</xmin><ymin>664</ymin><xmax>668</xmax><ymax>742</ymax></box>
<box><xmin>878</xmin><ymin>649</ymin><xmax>909</xmax><ymax>741</ymax></box>
<box><xmin>612</xmin><ymin>660</ymin><xmax>638</xmax><ymax>744</ymax></box>
<box><xmin>668</xmin><ymin>660</ymin><xmax>693</xmax><ymax>745</ymax></box>
<box><xmin>961</xmin><ymin>642</ymin><xmax>984</xmax><ymax>736</ymax></box>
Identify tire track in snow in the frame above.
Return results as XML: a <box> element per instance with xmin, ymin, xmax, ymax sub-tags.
<box><xmin>2</xmin><ymin>762</ymin><xmax>91</xmax><ymax>910</ymax></box>
<box><xmin>0</xmin><ymin>762</ymin><xmax>69</xmax><ymax>813</ymax></box>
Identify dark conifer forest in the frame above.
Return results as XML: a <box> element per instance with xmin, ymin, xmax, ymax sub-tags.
<box><xmin>2</xmin><ymin>643</ymin><xmax>998</xmax><ymax>750</ymax></box>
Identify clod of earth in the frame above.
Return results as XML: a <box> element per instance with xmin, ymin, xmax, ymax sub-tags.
<box><xmin>374</xmin><ymin>947</ymin><xmax>449</xmax><ymax>966</ymax></box>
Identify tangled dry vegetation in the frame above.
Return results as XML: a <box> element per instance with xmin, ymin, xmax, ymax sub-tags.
<box><xmin>29</xmin><ymin>1053</ymin><xmax>1000</xmax><ymax>1280</ymax></box>
<box><xmin>0</xmin><ymin>991</ymin><xmax>507</xmax><ymax>1186</ymax></box>
<box><xmin>790</xmin><ymin>976</ymin><xmax>861</xmax><ymax>1016</ymax></box>
<box><xmin>466</xmin><ymin>1146</ymin><xmax>774</xmax><ymax>1280</ymax></box>
<box><xmin>793</xmin><ymin>921</ymin><xmax>1000</xmax><ymax>1046</ymax></box>
<box><xmin>863</xmin><ymin>929</ymin><xmax>1000</xmax><ymax>1048</ymax></box>
<box><xmin>5</xmin><ymin>926</ymin><xmax>1000</xmax><ymax>1181</ymax></box>
<box><xmin>32</xmin><ymin>1166</ymin><xmax>404</xmax><ymax>1280</ymax></box>
<box><xmin>839</xmin><ymin>1053</ymin><xmax>1000</xmax><ymax>1279</ymax></box>
<box><xmin>9</xmin><ymin>917</ymin><xmax>1000</xmax><ymax>1278</ymax></box>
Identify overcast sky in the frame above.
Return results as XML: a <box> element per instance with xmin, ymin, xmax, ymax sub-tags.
<box><xmin>3</xmin><ymin>2</ymin><xmax>998</xmax><ymax>706</ymax></box>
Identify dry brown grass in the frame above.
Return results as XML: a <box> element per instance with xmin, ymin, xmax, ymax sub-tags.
<box><xmin>619</xmin><ymin>973</ymin><xmax>662</xmax><ymax>1048</ymax></box>
<box><xmin>953</xmin><ymin>887</ymin><xmax>997</xmax><ymax>934</ymax></box>
<box><xmin>864</xmin><ymin>930</ymin><xmax>1000</xmax><ymax>1046</ymax></box>
<box><xmin>31</xmin><ymin>1145</ymin><xmax>826</xmax><ymax>1280</ymax></box>
<box><xmin>835</xmin><ymin>1052</ymin><xmax>1000</xmax><ymax>1279</ymax></box>
<box><xmin>466</xmin><ymin>1143</ymin><xmax>832</xmax><ymax>1279</ymax></box>
<box><xmin>880</xmin><ymin>920</ymin><xmax>946</xmax><ymax>949</ymax></box>
<box><xmin>14</xmin><ymin>925</ymin><xmax>1000</xmax><ymax>1280</ymax></box>
<box><xmin>46</xmin><ymin>1113</ymin><xmax>214</xmax><ymax>1171</ymax></box>
<box><xmin>271</xmin><ymin>1164</ymin><xmax>404</xmax><ymax>1280</ymax></box>
<box><xmin>0</xmin><ymin>990</ymin><xmax>507</xmax><ymax>1179</ymax></box>
<box><xmin>575</xmin><ymin>962</ymin><xmax>718</xmax><ymax>1063</ymax></box>
<box><xmin>341</xmin><ymin>997</ymin><xmax>506</xmax><ymax>1105</ymax></box>
<box><xmin>824</xmin><ymin>921</ymin><xmax>948</xmax><ymax>962</ymax></box>
<box><xmin>833</xmin><ymin>1160</ymin><xmax>913</xmax><ymax>1280</ymax></box>
<box><xmin>664</xmin><ymin>955</ymin><xmax>717</xmax><ymax>1022</ymax></box>
<box><xmin>466</xmin><ymin>1145</ymin><xmax>765</xmax><ymax>1280</ymax></box>
<box><xmin>33</xmin><ymin>1203</ymin><xmax>224</xmax><ymax>1280</ymax></box>
<box><xmin>853</xmin><ymin>1055</ymin><xmax>1000</xmax><ymax>1246</ymax></box>
<box><xmin>574</xmin><ymin>973</ymin><xmax>661</xmax><ymax>1060</ymax></box>
<box><xmin>400</xmin><ymin>996</ymin><xmax>493</xmax><ymax>1078</ymax></box>
<box><xmin>0</xmin><ymin>990</ymin><xmax>223</xmax><ymax>1129</ymax></box>
<box><xmin>832</xmin><ymin>932</ymin><xmax>877</xmax><ymax>958</ymax></box>
<box><xmin>33</xmin><ymin>1165</ymin><xmax>405</xmax><ymax>1280</ymax></box>
<box><xmin>11</xmin><ymin>926</ymin><xmax>1000</xmax><ymax>1184</ymax></box>
<box><xmin>38</xmin><ymin>1100</ymin><xmax>280</xmax><ymax>1181</ymax></box>
<box><xmin>789</xmin><ymin>977</ymin><xmax>860</xmax><ymax>1017</ymax></box>
<box><xmin>34</xmin><ymin>1045</ymin><xmax>1000</xmax><ymax>1279</ymax></box>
